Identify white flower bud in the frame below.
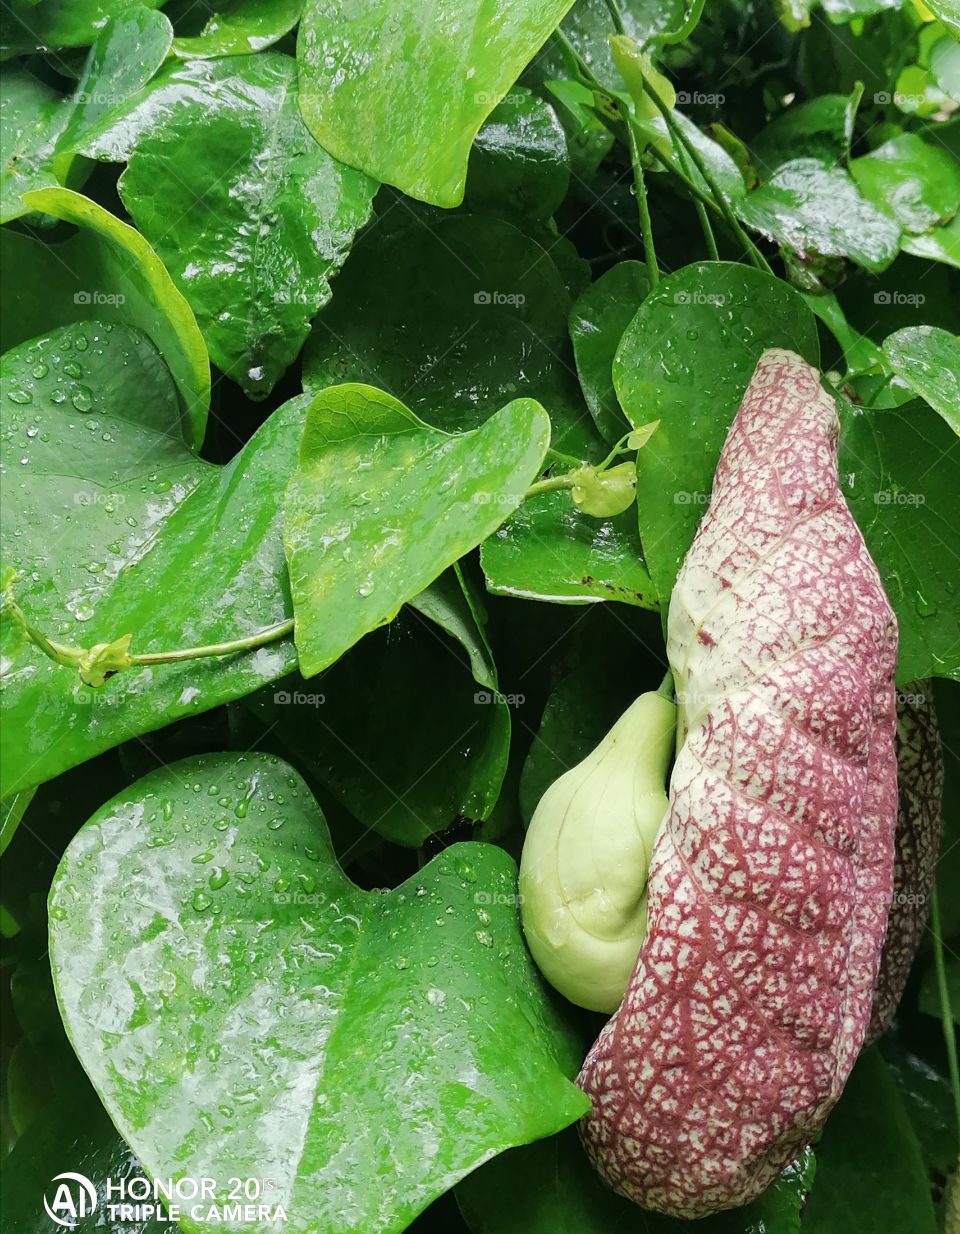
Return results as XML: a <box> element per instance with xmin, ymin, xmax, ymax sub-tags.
<box><xmin>519</xmin><ymin>689</ymin><xmax>676</xmax><ymax>1012</ymax></box>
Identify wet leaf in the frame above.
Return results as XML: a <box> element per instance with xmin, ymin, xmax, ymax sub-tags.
<box><xmin>851</xmin><ymin>133</ymin><xmax>960</xmax><ymax>236</ymax></box>
<box><xmin>569</xmin><ymin>260</ymin><xmax>649</xmax><ymax>443</ymax></box>
<box><xmin>296</xmin><ymin>0</ymin><xmax>578</xmax><ymax>206</ymax></box>
<box><xmin>50</xmin><ymin>752</ymin><xmax>590</xmax><ymax>1234</ymax></box>
<box><xmin>1</xmin><ymin>0</ymin><xmax>165</xmax><ymax>50</ymax></box>
<box><xmin>284</xmin><ymin>383</ymin><xmax>551</xmax><ymax>678</ymax></box>
<box><xmin>171</xmin><ymin>0</ymin><xmax>303</xmax><ymax>58</ymax></box>
<box><xmin>882</xmin><ymin>325</ymin><xmax>960</xmax><ymax>434</ymax></box>
<box><xmin>465</xmin><ymin>86</ymin><xmax>569</xmax><ymax>220</ymax></box>
<box><xmin>480</xmin><ymin>491</ymin><xmax>656</xmax><ymax>609</ymax></box>
<box><xmin>246</xmin><ymin>571</ymin><xmax>512</xmax><ymax>846</ymax></box>
<box><xmin>77</xmin><ymin>54</ymin><xmax>377</xmax><ymax>397</ymax></box>
<box><xmin>0</xmin><ymin>322</ymin><xmax>301</xmax><ymax>798</ymax></box>
<box><xmin>302</xmin><ymin>212</ymin><xmax>596</xmax><ymax>456</ymax></box>
<box><xmin>740</xmin><ymin>159</ymin><xmax>901</xmax><ymax>272</ymax></box>
<box><xmin>3</xmin><ymin>187</ymin><xmax>210</xmax><ymax>448</ymax></box>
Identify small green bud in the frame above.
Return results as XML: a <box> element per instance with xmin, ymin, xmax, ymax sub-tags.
<box><xmin>609</xmin><ymin>35</ymin><xmax>676</xmax><ymax>158</ymax></box>
<box><xmin>519</xmin><ymin>690</ymin><xmax>676</xmax><ymax>1012</ymax></box>
<box><xmin>571</xmin><ymin>460</ymin><xmax>637</xmax><ymax>517</ymax></box>
<box><xmin>78</xmin><ymin>633</ymin><xmax>133</xmax><ymax>687</ymax></box>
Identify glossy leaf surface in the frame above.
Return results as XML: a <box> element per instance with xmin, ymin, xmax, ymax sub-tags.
<box><xmin>302</xmin><ymin>212</ymin><xmax>596</xmax><ymax>456</ymax></box>
<box><xmin>78</xmin><ymin>54</ymin><xmax>377</xmax><ymax>397</ymax></box>
<box><xmin>296</xmin><ymin>0</ymin><xmax>577</xmax><ymax>206</ymax></box>
<box><xmin>284</xmin><ymin>384</ymin><xmax>551</xmax><ymax>678</ymax></box>
<box><xmin>50</xmin><ymin>753</ymin><xmax>590</xmax><ymax>1234</ymax></box>
<box><xmin>4</xmin><ymin>187</ymin><xmax>210</xmax><ymax>447</ymax></box>
<box><xmin>882</xmin><ymin>325</ymin><xmax>960</xmax><ymax>435</ymax></box>
<box><xmin>613</xmin><ymin>262</ymin><xmax>820</xmax><ymax>606</ymax></box>
<box><xmin>0</xmin><ymin>322</ymin><xmax>300</xmax><ymax>797</ymax></box>
<box><xmin>172</xmin><ymin>0</ymin><xmax>303</xmax><ymax>57</ymax></box>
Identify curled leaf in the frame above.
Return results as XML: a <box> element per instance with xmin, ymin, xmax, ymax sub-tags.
<box><xmin>571</xmin><ymin>460</ymin><xmax>637</xmax><ymax>517</ymax></box>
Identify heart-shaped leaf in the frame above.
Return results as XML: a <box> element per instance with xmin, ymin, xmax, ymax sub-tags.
<box><xmin>76</xmin><ymin>53</ymin><xmax>378</xmax><ymax>398</ymax></box>
<box><xmin>296</xmin><ymin>0</ymin><xmax>578</xmax><ymax>206</ymax></box>
<box><xmin>284</xmin><ymin>383</ymin><xmax>551</xmax><ymax>678</ymax></box>
<box><xmin>4</xmin><ymin>187</ymin><xmax>210</xmax><ymax>448</ymax></box>
<box><xmin>0</xmin><ymin>321</ymin><xmax>299</xmax><ymax>798</ymax></box>
<box><xmin>2</xmin><ymin>0</ymin><xmax>165</xmax><ymax>51</ymax></box>
<box><xmin>49</xmin><ymin>752</ymin><xmax>590</xmax><ymax>1234</ymax></box>
<box><xmin>850</xmin><ymin>133</ymin><xmax>960</xmax><ymax>236</ymax></box>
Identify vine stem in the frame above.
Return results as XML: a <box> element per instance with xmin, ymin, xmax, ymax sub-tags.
<box><xmin>129</xmin><ymin>619</ymin><xmax>294</xmax><ymax>665</ymax></box>
<box><xmin>524</xmin><ymin>474</ymin><xmax>579</xmax><ymax>499</ymax></box>
<box><xmin>638</xmin><ymin>77</ymin><xmax>772</xmax><ymax>274</ymax></box>
<box><xmin>603</xmin><ymin>0</ymin><xmax>626</xmax><ymax>35</ymax></box>
<box><xmin>931</xmin><ymin>889</ymin><xmax>960</xmax><ymax>1138</ymax></box>
<box><xmin>627</xmin><ymin>120</ymin><xmax>660</xmax><ymax>287</ymax></box>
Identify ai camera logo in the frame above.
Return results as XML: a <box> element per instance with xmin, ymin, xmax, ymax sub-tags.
<box><xmin>44</xmin><ymin>1172</ymin><xmax>98</xmax><ymax>1228</ymax></box>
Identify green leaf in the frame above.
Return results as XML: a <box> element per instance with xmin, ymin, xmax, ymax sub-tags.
<box><xmin>569</xmin><ymin>260</ymin><xmax>649</xmax><ymax>443</ymax></box>
<box><xmin>457</xmin><ymin>1127</ymin><xmax>814</xmax><ymax>1233</ymax></box>
<box><xmin>4</xmin><ymin>187</ymin><xmax>210</xmax><ymax>448</ymax></box>
<box><xmin>648</xmin><ymin>109</ymin><xmax>747</xmax><ymax>204</ymax></box>
<box><xmin>171</xmin><ymin>0</ymin><xmax>303</xmax><ymax>57</ymax></box>
<box><xmin>1</xmin><ymin>0</ymin><xmax>165</xmax><ymax>50</ymax></box>
<box><xmin>802</xmin><ymin>1049</ymin><xmax>937</xmax><ymax>1234</ymax></box>
<box><xmin>517</xmin><ymin>612</ymin><xmax>660</xmax><ymax>824</ymax></box>
<box><xmin>0</xmin><ymin>322</ymin><xmax>301</xmax><ymax>798</ymax></box>
<box><xmin>56</xmin><ymin>6</ymin><xmax>174</xmax><ymax>152</ymax></box>
<box><xmin>246</xmin><ymin>572</ymin><xmax>512</xmax><ymax>846</ymax></box>
<box><xmin>296</xmin><ymin>0</ymin><xmax>578</xmax><ymax>206</ymax></box>
<box><xmin>850</xmin><ymin>133</ymin><xmax>960</xmax><ymax>236</ymax></box>
<box><xmin>481</xmin><ymin>491</ymin><xmax>657</xmax><ymax>608</ymax></box>
<box><xmin>924</xmin><ymin>0</ymin><xmax>960</xmax><ymax>40</ymax></box>
<box><xmin>902</xmin><ymin>212</ymin><xmax>960</xmax><ymax>268</ymax></box>
<box><xmin>550</xmin><ymin>0</ymin><xmax>688</xmax><ymax>89</ymax></box>
<box><xmin>284</xmin><ymin>383</ymin><xmax>551</xmax><ymax>678</ymax></box>
<box><xmin>749</xmin><ymin>89</ymin><xmax>861</xmax><ymax>176</ymax></box>
<box><xmin>739</xmin><ymin>158</ymin><xmax>902</xmax><ymax>273</ymax></box>
<box><xmin>803</xmin><ymin>291</ymin><xmax>884</xmax><ymax>376</ymax></box>
<box><xmin>882</xmin><ymin>1031</ymin><xmax>960</xmax><ymax>1182</ymax></box>
<box><xmin>838</xmin><ymin>397</ymin><xmax>960</xmax><ymax>682</ymax></box>
<box><xmin>613</xmin><ymin>261</ymin><xmax>820</xmax><ymax>605</ymax></box>
<box><xmin>0</xmin><ymin>69</ymin><xmax>72</xmax><ymax>222</ymax></box>
<box><xmin>302</xmin><ymin>212</ymin><xmax>597</xmax><ymax>456</ymax></box>
<box><xmin>77</xmin><ymin>54</ymin><xmax>377</xmax><ymax>398</ymax></box>
<box><xmin>50</xmin><ymin>752</ymin><xmax>590</xmax><ymax>1234</ymax></box>
<box><xmin>882</xmin><ymin>325</ymin><xmax>960</xmax><ymax>434</ymax></box>
<box><xmin>465</xmin><ymin>86</ymin><xmax>570</xmax><ymax>221</ymax></box>
<box><xmin>0</xmin><ymin>787</ymin><xmax>36</xmax><ymax>857</ymax></box>
<box><xmin>919</xmin><ymin>954</ymin><xmax>960</xmax><ymax>1026</ymax></box>
<box><xmin>1</xmin><ymin>1086</ymin><xmax>179</xmax><ymax>1233</ymax></box>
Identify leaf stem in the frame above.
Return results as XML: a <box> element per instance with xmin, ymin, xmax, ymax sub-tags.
<box><xmin>129</xmin><ymin>620</ymin><xmax>294</xmax><ymax>666</ymax></box>
<box><xmin>676</xmin><ymin>143</ymin><xmax>718</xmax><ymax>258</ymax></box>
<box><xmin>931</xmin><ymin>888</ymin><xmax>960</xmax><ymax>1138</ymax></box>
<box><xmin>627</xmin><ymin>120</ymin><xmax>660</xmax><ymax>287</ymax></box>
<box><xmin>603</xmin><ymin>0</ymin><xmax>626</xmax><ymax>35</ymax></box>
<box><xmin>638</xmin><ymin>79</ymin><xmax>771</xmax><ymax>274</ymax></box>
<box><xmin>651</xmin><ymin>0</ymin><xmax>707</xmax><ymax>47</ymax></box>
<box><xmin>524</xmin><ymin>474</ymin><xmax>579</xmax><ymax>499</ymax></box>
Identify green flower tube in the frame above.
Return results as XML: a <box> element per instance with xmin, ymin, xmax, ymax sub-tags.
<box><xmin>519</xmin><ymin>689</ymin><xmax>676</xmax><ymax>1012</ymax></box>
